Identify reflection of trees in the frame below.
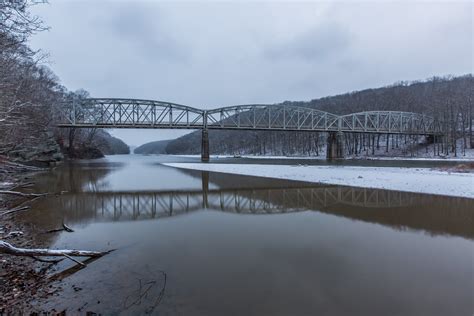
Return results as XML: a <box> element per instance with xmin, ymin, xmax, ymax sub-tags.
<box><xmin>201</xmin><ymin>170</ymin><xmax>474</xmax><ymax>239</ymax></box>
<box><xmin>322</xmin><ymin>196</ymin><xmax>474</xmax><ymax>239</ymax></box>
<box><xmin>32</xmin><ymin>161</ymin><xmax>123</xmax><ymax>193</ymax></box>
<box><xmin>13</xmin><ymin>161</ymin><xmax>122</xmax><ymax>244</ymax></box>
<box><xmin>183</xmin><ymin>168</ymin><xmax>320</xmax><ymax>190</ymax></box>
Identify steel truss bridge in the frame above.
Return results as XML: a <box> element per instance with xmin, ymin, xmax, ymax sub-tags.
<box><xmin>57</xmin><ymin>98</ymin><xmax>442</xmax><ymax>160</ymax></box>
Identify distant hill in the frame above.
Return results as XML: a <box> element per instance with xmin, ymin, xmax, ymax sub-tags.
<box><xmin>165</xmin><ymin>74</ymin><xmax>473</xmax><ymax>156</ymax></box>
<box><xmin>134</xmin><ymin>139</ymin><xmax>172</xmax><ymax>154</ymax></box>
<box><xmin>94</xmin><ymin>130</ymin><xmax>130</xmax><ymax>155</ymax></box>
<box><xmin>130</xmin><ymin>75</ymin><xmax>473</xmax><ymax>157</ymax></box>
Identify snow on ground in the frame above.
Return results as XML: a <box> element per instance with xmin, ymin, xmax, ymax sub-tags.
<box><xmin>348</xmin><ymin>156</ymin><xmax>474</xmax><ymax>162</ymax></box>
<box><xmin>172</xmin><ymin>139</ymin><xmax>474</xmax><ymax>161</ymax></box>
<box><xmin>173</xmin><ymin>154</ymin><xmax>327</xmax><ymax>160</ymax></box>
<box><xmin>172</xmin><ymin>149</ymin><xmax>474</xmax><ymax>161</ymax></box>
<box><xmin>163</xmin><ymin>163</ymin><xmax>474</xmax><ymax>199</ymax></box>
<box><xmin>172</xmin><ymin>154</ymin><xmax>474</xmax><ymax>162</ymax></box>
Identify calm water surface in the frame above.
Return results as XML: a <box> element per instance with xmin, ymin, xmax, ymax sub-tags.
<box><xmin>18</xmin><ymin>155</ymin><xmax>474</xmax><ymax>315</ymax></box>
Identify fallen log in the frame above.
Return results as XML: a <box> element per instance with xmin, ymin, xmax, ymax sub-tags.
<box><xmin>0</xmin><ymin>205</ymin><xmax>31</xmax><ymax>217</ymax></box>
<box><xmin>63</xmin><ymin>223</ymin><xmax>74</xmax><ymax>232</ymax></box>
<box><xmin>46</xmin><ymin>223</ymin><xmax>75</xmax><ymax>233</ymax></box>
<box><xmin>11</xmin><ymin>182</ymin><xmax>35</xmax><ymax>190</ymax></box>
<box><xmin>32</xmin><ymin>256</ymin><xmax>65</xmax><ymax>264</ymax></box>
<box><xmin>0</xmin><ymin>240</ymin><xmax>110</xmax><ymax>258</ymax></box>
<box><xmin>5</xmin><ymin>231</ymin><xmax>24</xmax><ymax>239</ymax></box>
<box><xmin>0</xmin><ymin>190</ymin><xmax>47</xmax><ymax>198</ymax></box>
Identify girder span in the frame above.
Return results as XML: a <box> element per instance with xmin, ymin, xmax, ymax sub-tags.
<box><xmin>57</xmin><ymin>98</ymin><xmax>440</xmax><ymax>135</ymax></box>
<box><xmin>58</xmin><ymin>98</ymin><xmax>205</xmax><ymax>129</ymax></box>
<box><xmin>338</xmin><ymin>111</ymin><xmax>440</xmax><ymax>134</ymax></box>
<box><xmin>206</xmin><ymin>104</ymin><xmax>340</xmax><ymax>131</ymax></box>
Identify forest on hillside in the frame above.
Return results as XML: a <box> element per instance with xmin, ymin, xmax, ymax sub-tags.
<box><xmin>134</xmin><ymin>140</ymin><xmax>171</xmax><ymax>154</ymax></box>
<box><xmin>0</xmin><ymin>1</ymin><xmax>129</xmax><ymax>166</ymax></box>
<box><xmin>164</xmin><ymin>75</ymin><xmax>473</xmax><ymax>157</ymax></box>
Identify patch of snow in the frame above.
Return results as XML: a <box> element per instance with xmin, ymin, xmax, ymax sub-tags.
<box><xmin>235</xmin><ymin>155</ymin><xmax>327</xmax><ymax>160</ymax></box>
<box><xmin>163</xmin><ymin>163</ymin><xmax>474</xmax><ymax>199</ymax></box>
<box><xmin>171</xmin><ymin>152</ymin><xmax>474</xmax><ymax>162</ymax></box>
<box><xmin>348</xmin><ymin>156</ymin><xmax>474</xmax><ymax>162</ymax></box>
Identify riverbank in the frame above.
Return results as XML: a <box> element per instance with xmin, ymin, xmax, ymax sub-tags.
<box><xmin>163</xmin><ymin>163</ymin><xmax>474</xmax><ymax>199</ymax></box>
<box><xmin>0</xmin><ymin>156</ymin><xmax>114</xmax><ymax>313</ymax></box>
<box><xmin>0</xmin><ymin>159</ymin><xmax>57</xmax><ymax>312</ymax></box>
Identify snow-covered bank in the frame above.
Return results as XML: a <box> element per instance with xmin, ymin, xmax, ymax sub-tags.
<box><xmin>348</xmin><ymin>156</ymin><xmax>474</xmax><ymax>162</ymax></box>
<box><xmin>173</xmin><ymin>154</ymin><xmax>326</xmax><ymax>160</ymax></box>
<box><xmin>171</xmin><ymin>154</ymin><xmax>474</xmax><ymax>162</ymax></box>
<box><xmin>163</xmin><ymin>163</ymin><xmax>474</xmax><ymax>199</ymax></box>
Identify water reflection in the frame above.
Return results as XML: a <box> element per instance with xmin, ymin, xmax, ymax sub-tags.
<box><xmin>25</xmin><ymin>162</ymin><xmax>474</xmax><ymax>240</ymax></box>
<box><xmin>23</xmin><ymin>156</ymin><xmax>473</xmax><ymax>315</ymax></box>
<box><xmin>54</xmin><ymin>186</ymin><xmax>428</xmax><ymax>215</ymax></box>
<box><xmin>33</xmin><ymin>160</ymin><xmax>125</xmax><ymax>193</ymax></box>
<box><xmin>48</xmin><ymin>186</ymin><xmax>473</xmax><ymax>239</ymax></box>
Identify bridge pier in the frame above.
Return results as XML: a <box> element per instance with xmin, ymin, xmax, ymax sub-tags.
<box><xmin>426</xmin><ymin>134</ymin><xmax>435</xmax><ymax>144</ymax></box>
<box><xmin>201</xmin><ymin>171</ymin><xmax>209</xmax><ymax>208</ymax></box>
<box><xmin>201</xmin><ymin>128</ymin><xmax>210</xmax><ymax>162</ymax></box>
<box><xmin>326</xmin><ymin>131</ymin><xmax>345</xmax><ymax>159</ymax></box>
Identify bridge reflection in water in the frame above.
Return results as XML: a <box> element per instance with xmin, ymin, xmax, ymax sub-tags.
<box><xmin>60</xmin><ymin>186</ymin><xmax>415</xmax><ymax>221</ymax></box>
<box><xmin>54</xmin><ymin>178</ymin><xmax>474</xmax><ymax>240</ymax></box>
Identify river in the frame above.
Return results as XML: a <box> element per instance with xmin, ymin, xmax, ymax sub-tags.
<box><xmin>18</xmin><ymin>155</ymin><xmax>473</xmax><ymax>315</ymax></box>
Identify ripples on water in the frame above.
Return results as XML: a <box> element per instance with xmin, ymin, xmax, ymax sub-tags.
<box><xmin>19</xmin><ymin>155</ymin><xmax>474</xmax><ymax>315</ymax></box>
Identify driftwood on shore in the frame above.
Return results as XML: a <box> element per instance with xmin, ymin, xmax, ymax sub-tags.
<box><xmin>0</xmin><ymin>188</ymin><xmax>52</xmax><ymax>217</ymax></box>
<box><xmin>0</xmin><ymin>190</ymin><xmax>47</xmax><ymax>198</ymax></box>
<box><xmin>0</xmin><ymin>240</ymin><xmax>111</xmax><ymax>259</ymax></box>
<box><xmin>46</xmin><ymin>223</ymin><xmax>75</xmax><ymax>233</ymax></box>
<box><xmin>0</xmin><ymin>205</ymin><xmax>31</xmax><ymax>217</ymax></box>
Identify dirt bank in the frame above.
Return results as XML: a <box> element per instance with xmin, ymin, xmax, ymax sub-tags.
<box><xmin>0</xmin><ymin>158</ymin><xmax>59</xmax><ymax>313</ymax></box>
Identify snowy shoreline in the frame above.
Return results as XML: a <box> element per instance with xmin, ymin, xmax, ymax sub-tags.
<box><xmin>171</xmin><ymin>154</ymin><xmax>474</xmax><ymax>162</ymax></box>
<box><xmin>163</xmin><ymin>163</ymin><xmax>474</xmax><ymax>199</ymax></box>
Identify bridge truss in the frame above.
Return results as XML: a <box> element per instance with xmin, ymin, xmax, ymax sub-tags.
<box><xmin>58</xmin><ymin>98</ymin><xmax>441</xmax><ymax>135</ymax></box>
<box><xmin>59</xmin><ymin>98</ymin><xmax>205</xmax><ymax>129</ymax></box>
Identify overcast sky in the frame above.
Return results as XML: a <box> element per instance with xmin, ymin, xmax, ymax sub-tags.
<box><xmin>30</xmin><ymin>0</ymin><xmax>473</xmax><ymax>146</ymax></box>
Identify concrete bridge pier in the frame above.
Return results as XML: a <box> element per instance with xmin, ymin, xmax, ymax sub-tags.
<box><xmin>201</xmin><ymin>128</ymin><xmax>210</xmax><ymax>162</ymax></box>
<box><xmin>326</xmin><ymin>131</ymin><xmax>345</xmax><ymax>159</ymax></box>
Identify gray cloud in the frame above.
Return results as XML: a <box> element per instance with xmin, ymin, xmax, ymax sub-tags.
<box><xmin>105</xmin><ymin>4</ymin><xmax>188</xmax><ymax>62</ymax></box>
<box><xmin>265</xmin><ymin>23</ymin><xmax>351</xmax><ymax>61</ymax></box>
<box><xmin>29</xmin><ymin>1</ymin><xmax>473</xmax><ymax>146</ymax></box>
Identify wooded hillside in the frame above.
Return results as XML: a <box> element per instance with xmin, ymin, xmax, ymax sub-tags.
<box><xmin>165</xmin><ymin>75</ymin><xmax>473</xmax><ymax>157</ymax></box>
<box><xmin>134</xmin><ymin>140</ymin><xmax>172</xmax><ymax>154</ymax></box>
<box><xmin>0</xmin><ymin>1</ymin><xmax>129</xmax><ymax>165</ymax></box>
